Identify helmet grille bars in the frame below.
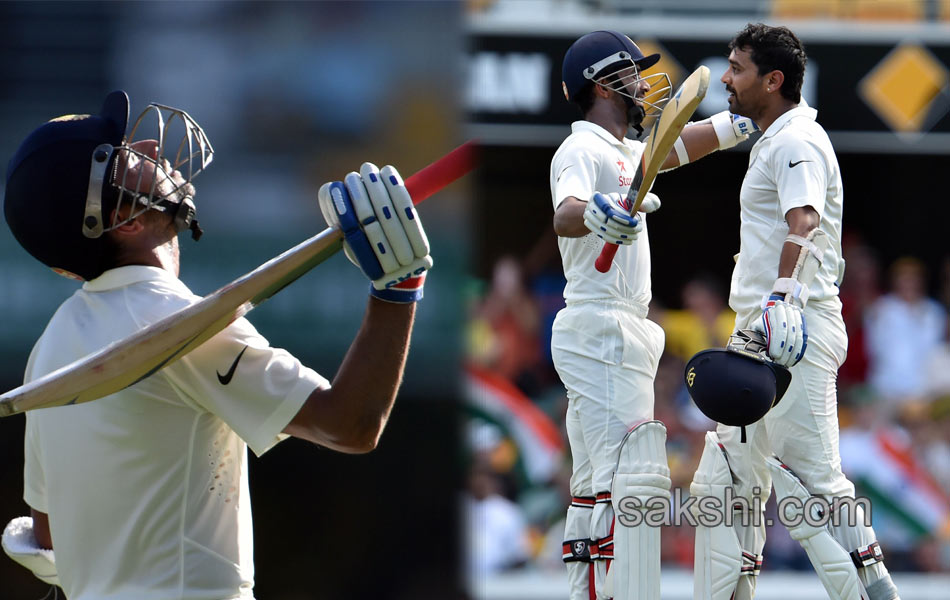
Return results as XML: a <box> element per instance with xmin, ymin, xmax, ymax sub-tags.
<box><xmin>81</xmin><ymin>102</ymin><xmax>214</xmax><ymax>241</ymax></box>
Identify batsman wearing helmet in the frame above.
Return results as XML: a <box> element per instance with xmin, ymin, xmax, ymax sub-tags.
<box><xmin>686</xmin><ymin>24</ymin><xmax>900</xmax><ymax>600</ymax></box>
<box><xmin>2</xmin><ymin>91</ymin><xmax>432</xmax><ymax>599</ymax></box>
<box><xmin>552</xmin><ymin>31</ymin><xmax>760</xmax><ymax>600</ymax></box>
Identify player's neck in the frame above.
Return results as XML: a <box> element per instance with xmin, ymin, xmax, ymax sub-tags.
<box><xmin>756</xmin><ymin>99</ymin><xmax>799</xmax><ymax>133</ymax></box>
<box><xmin>585</xmin><ymin>106</ymin><xmax>628</xmax><ymax>141</ymax></box>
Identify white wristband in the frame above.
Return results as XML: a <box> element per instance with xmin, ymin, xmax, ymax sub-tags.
<box><xmin>772</xmin><ymin>277</ymin><xmax>810</xmax><ymax>307</ymax></box>
<box><xmin>710</xmin><ymin>111</ymin><xmax>741</xmax><ymax>149</ymax></box>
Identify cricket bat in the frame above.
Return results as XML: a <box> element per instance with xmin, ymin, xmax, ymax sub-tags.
<box><xmin>0</xmin><ymin>141</ymin><xmax>478</xmax><ymax>417</ymax></box>
<box><xmin>594</xmin><ymin>65</ymin><xmax>710</xmax><ymax>273</ymax></box>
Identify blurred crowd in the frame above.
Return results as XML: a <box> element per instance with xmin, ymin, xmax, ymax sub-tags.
<box><xmin>463</xmin><ymin>231</ymin><xmax>950</xmax><ymax>582</ymax></box>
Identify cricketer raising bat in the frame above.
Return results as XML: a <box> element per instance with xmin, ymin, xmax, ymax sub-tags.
<box><xmin>594</xmin><ymin>65</ymin><xmax>710</xmax><ymax>273</ymax></box>
<box><xmin>0</xmin><ymin>141</ymin><xmax>478</xmax><ymax>417</ymax></box>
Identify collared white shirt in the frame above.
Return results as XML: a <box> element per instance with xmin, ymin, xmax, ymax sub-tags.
<box><xmin>550</xmin><ymin>120</ymin><xmax>652</xmax><ymax>306</ymax></box>
<box><xmin>729</xmin><ymin>106</ymin><xmax>845</xmax><ymax>322</ymax></box>
<box><xmin>23</xmin><ymin>266</ymin><xmax>327</xmax><ymax>600</ymax></box>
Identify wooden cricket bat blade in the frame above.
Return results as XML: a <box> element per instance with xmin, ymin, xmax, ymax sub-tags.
<box><xmin>0</xmin><ymin>141</ymin><xmax>478</xmax><ymax>417</ymax></box>
<box><xmin>594</xmin><ymin>66</ymin><xmax>710</xmax><ymax>273</ymax></box>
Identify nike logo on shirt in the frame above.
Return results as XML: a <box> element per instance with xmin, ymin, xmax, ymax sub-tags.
<box><xmin>788</xmin><ymin>160</ymin><xmax>812</xmax><ymax>168</ymax></box>
<box><xmin>557</xmin><ymin>165</ymin><xmax>572</xmax><ymax>182</ymax></box>
<box><xmin>217</xmin><ymin>345</ymin><xmax>248</xmax><ymax>385</ymax></box>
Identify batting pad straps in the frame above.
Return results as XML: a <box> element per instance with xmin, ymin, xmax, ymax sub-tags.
<box><xmin>850</xmin><ymin>542</ymin><xmax>884</xmax><ymax>569</ymax></box>
<box><xmin>564</xmin><ymin>496</ymin><xmax>595</xmax><ymax>563</ymax></box>
<box><xmin>563</xmin><ymin>538</ymin><xmax>594</xmax><ymax>563</ymax></box>
<box><xmin>742</xmin><ymin>550</ymin><xmax>764</xmax><ymax>577</ymax></box>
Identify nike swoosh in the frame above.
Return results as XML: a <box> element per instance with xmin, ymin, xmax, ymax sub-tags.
<box><xmin>788</xmin><ymin>160</ymin><xmax>812</xmax><ymax>168</ymax></box>
<box><xmin>217</xmin><ymin>345</ymin><xmax>248</xmax><ymax>385</ymax></box>
<box><xmin>557</xmin><ymin>165</ymin><xmax>572</xmax><ymax>182</ymax></box>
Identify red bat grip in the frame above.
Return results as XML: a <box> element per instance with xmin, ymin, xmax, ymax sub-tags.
<box><xmin>595</xmin><ymin>242</ymin><xmax>619</xmax><ymax>273</ymax></box>
<box><xmin>405</xmin><ymin>141</ymin><xmax>478</xmax><ymax>205</ymax></box>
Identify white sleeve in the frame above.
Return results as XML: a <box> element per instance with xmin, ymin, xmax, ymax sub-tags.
<box><xmin>551</xmin><ymin>140</ymin><xmax>601</xmax><ymax>210</ymax></box>
<box><xmin>771</xmin><ymin>133</ymin><xmax>828</xmax><ymax>220</ymax></box>
<box><xmin>161</xmin><ymin>317</ymin><xmax>328</xmax><ymax>457</ymax></box>
<box><xmin>22</xmin><ymin>415</ymin><xmax>47</xmax><ymax>513</ymax></box>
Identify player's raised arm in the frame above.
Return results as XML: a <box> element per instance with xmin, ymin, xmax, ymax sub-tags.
<box><xmin>284</xmin><ymin>164</ymin><xmax>431</xmax><ymax>453</ymax></box>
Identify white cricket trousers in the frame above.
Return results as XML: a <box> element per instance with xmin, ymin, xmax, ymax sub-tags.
<box><xmin>552</xmin><ymin>299</ymin><xmax>665</xmax><ymax>600</ymax></box>
<box><xmin>723</xmin><ymin>302</ymin><xmax>853</xmax><ymax>500</ymax></box>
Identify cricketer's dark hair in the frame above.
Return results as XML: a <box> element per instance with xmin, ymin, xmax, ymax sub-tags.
<box><xmin>729</xmin><ymin>23</ymin><xmax>806</xmax><ymax>103</ymax></box>
<box><xmin>574</xmin><ymin>83</ymin><xmax>596</xmax><ymax>115</ymax></box>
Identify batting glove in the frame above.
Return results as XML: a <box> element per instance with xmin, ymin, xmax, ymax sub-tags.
<box><xmin>318</xmin><ymin>163</ymin><xmax>432</xmax><ymax>303</ymax></box>
<box><xmin>709</xmin><ymin>110</ymin><xmax>760</xmax><ymax>150</ymax></box>
<box><xmin>752</xmin><ymin>293</ymin><xmax>807</xmax><ymax>367</ymax></box>
<box><xmin>3</xmin><ymin>517</ymin><xmax>59</xmax><ymax>586</ymax></box>
<box><xmin>583</xmin><ymin>192</ymin><xmax>643</xmax><ymax>246</ymax></box>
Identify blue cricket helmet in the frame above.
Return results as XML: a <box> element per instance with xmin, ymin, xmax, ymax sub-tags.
<box><xmin>685</xmin><ymin>347</ymin><xmax>792</xmax><ymax>429</ymax></box>
<box><xmin>561</xmin><ymin>30</ymin><xmax>660</xmax><ymax>102</ymax></box>
<box><xmin>4</xmin><ymin>91</ymin><xmax>129</xmax><ymax>280</ymax></box>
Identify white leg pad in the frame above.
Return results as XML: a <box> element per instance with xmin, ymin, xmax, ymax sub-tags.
<box><xmin>690</xmin><ymin>432</ymin><xmax>743</xmax><ymax>600</ymax></box>
<box><xmin>563</xmin><ymin>497</ymin><xmax>595</xmax><ymax>600</ymax></box>
<box><xmin>591</xmin><ymin>491</ymin><xmax>614</xmax><ymax>600</ymax></box>
<box><xmin>609</xmin><ymin>420</ymin><xmax>671</xmax><ymax>600</ymax></box>
<box><xmin>767</xmin><ymin>456</ymin><xmax>862</xmax><ymax>600</ymax></box>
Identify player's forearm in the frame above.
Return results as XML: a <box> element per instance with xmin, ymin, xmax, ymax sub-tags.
<box><xmin>673</xmin><ymin>123</ymin><xmax>720</xmax><ymax>167</ymax></box>
<box><xmin>553</xmin><ymin>197</ymin><xmax>590</xmax><ymax>237</ymax></box>
<box><xmin>288</xmin><ymin>298</ymin><xmax>414</xmax><ymax>453</ymax></box>
<box><xmin>776</xmin><ymin>206</ymin><xmax>820</xmax><ymax>280</ymax></box>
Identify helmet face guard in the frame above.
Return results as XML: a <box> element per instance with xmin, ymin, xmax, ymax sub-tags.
<box><xmin>82</xmin><ymin>100</ymin><xmax>214</xmax><ymax>241</ymax></box>
<box><xmin>584</xmin><ymin>51</ymin><xmax>673</xmax><ymax>126</ymax></box>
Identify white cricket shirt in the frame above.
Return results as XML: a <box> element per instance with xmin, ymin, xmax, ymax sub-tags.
<box><xmin>550</xmin><ymin>121</ymin><xmax>652</xmax><ymax>307</ymax></box>
<box><xmin>729</xmin><ymin>107</ymin><xmax>844</xmax><ymax>323</ymax></box>
<box><xmin>23</xmin><ymin>266</ymin><xmax>327</xmax><ymax>600</ymax></box>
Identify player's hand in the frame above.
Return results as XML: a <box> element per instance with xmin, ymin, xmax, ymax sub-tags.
<box><xmin>318</xmin><ymin>163</ymin><xmax>432</xmax><ymax>303</ymax></box>
<box><xmin>752</xmin><ymin>294</ymin><xmax>807</xmax><ymax>367</ymax></box>
<box><xmin>583</xmin><ymin>192</ymin><xmax>643</xmax><ymax>246</ymax></box>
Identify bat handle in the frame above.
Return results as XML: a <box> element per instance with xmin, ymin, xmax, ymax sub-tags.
<box><xmin>404</xmin><ymin>141</ymin><xmax>478</xmax><ymax>205</ymax></box>
<box><xmin>595</xmin><ymin>243</ymin><xmax>619</xmax><ymax>273</ymax></box>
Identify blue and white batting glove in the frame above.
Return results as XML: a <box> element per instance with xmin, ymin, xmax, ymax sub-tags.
<box><xmin>709</xmin><ymin>111</ymin><xmax>760</xmax><ymax>150</ymax></box>
<box><xmin>318</xmin><ymin>163</ymin><xmax>432</xmax><ymax>303</ymax></box>
<box><xmin>583</xmin><ymin>192</ymin><xmax>643</xmax><ymax>246</ymax></box>
<box><xmin>752</xmin><ymin>293</ymin><xmax>807</xmax><ymax>367</ymax></box>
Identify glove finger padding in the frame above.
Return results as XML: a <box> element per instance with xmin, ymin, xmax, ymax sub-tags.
<box><xmin>359</xmin><ymin>163</ymin><xmax>415</xmax><ymax>266</ymax></box>
<box><xmin>381</xmin><ymin>165</ymin><xmax>430</xmax><ymax>259</ymax></box>
<box><xmin>344</xmin><ymin>171</ymin><xmax>403</xmax><ymax>274</ymax></box>
<box><xmin>754</xmin><ymin>299</ymin><xmax>806</xmax><ymax>367</ymax></box>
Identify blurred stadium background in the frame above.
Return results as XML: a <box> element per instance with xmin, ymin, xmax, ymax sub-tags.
<box><xmin>463</xmin><ymin>1</ymin><xmax>950</xmax><ymax>599</ymax></box>
<box><xmin>0</xmin><ymin>2</ymin><xmax>465</xmax><ymax>598</ymax></box>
